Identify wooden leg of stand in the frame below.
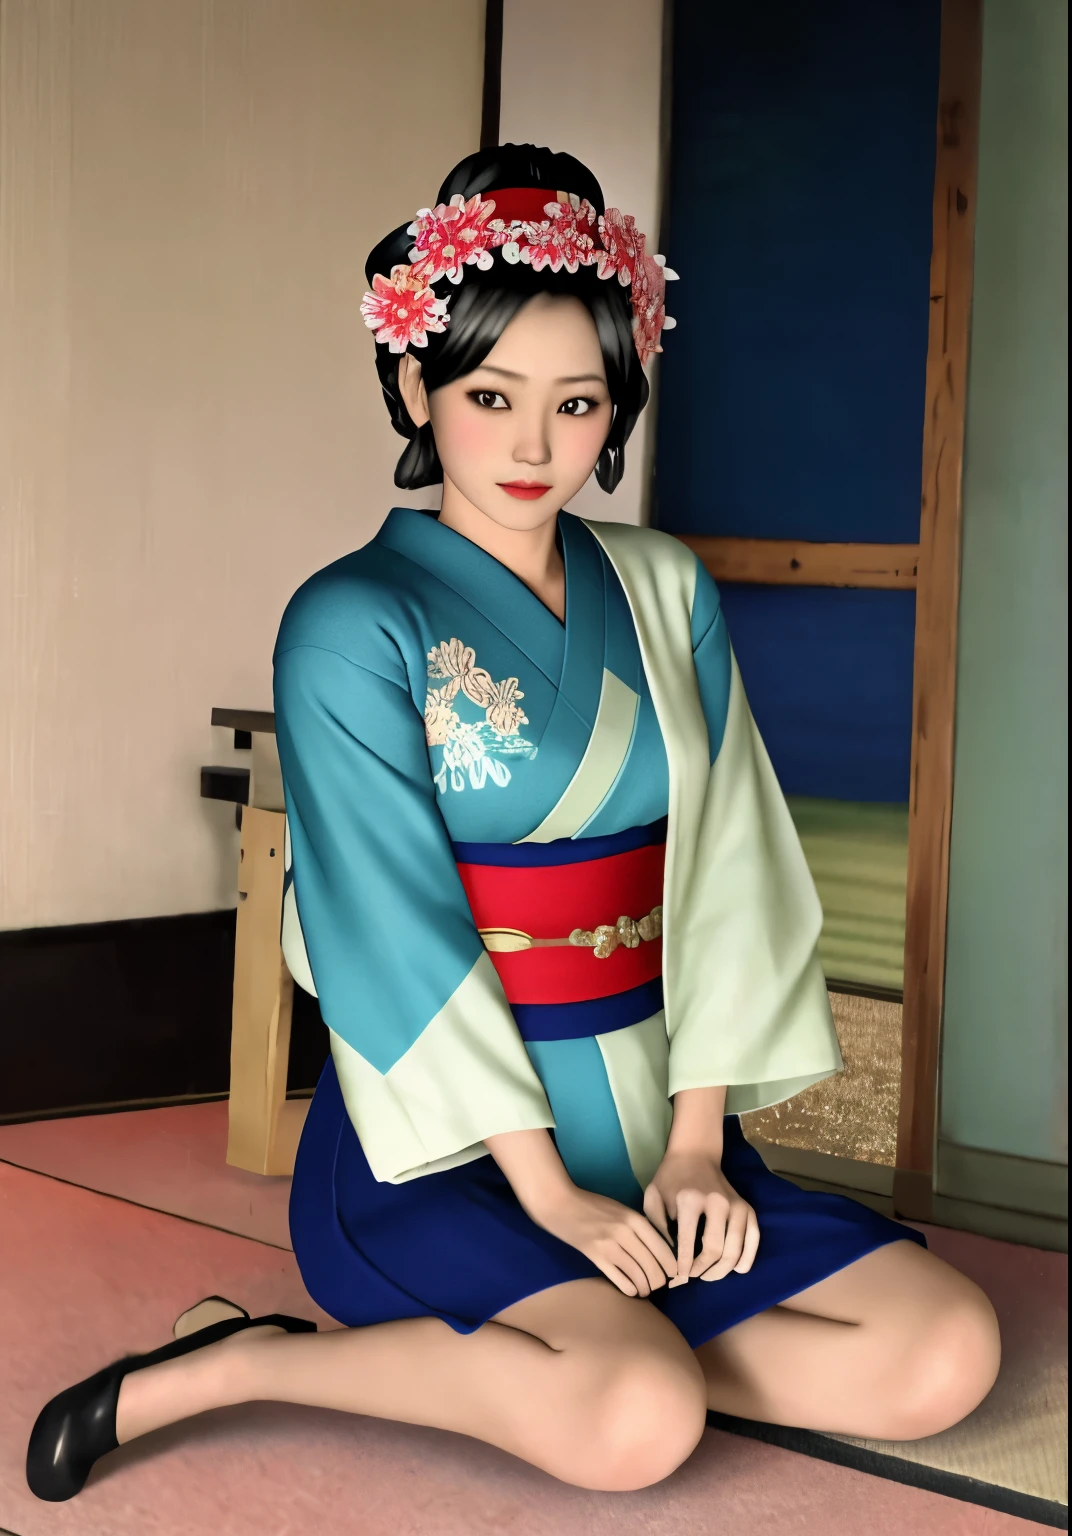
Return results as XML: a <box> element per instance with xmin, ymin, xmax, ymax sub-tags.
<box><xmin>226</xmin><ymin>806</ymin><xmax>306</xmax><ymax>1176</ymax></box>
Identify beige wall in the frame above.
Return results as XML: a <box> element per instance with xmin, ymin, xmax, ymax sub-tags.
<box><xmin>0</xmin><ymin>0</ymin><xmax>484</xmax><ymax>929</ymax></box>
<box><xmin>499</xmin><ymin>0</ymin><xmax>668</xmax><ymax>529</ymax></box>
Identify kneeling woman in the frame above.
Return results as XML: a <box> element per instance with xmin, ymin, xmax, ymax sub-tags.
<box><xmin>28</xmin><ymin>144</ymin><xmax>1001</xmax><ymax>1502</ymax></box>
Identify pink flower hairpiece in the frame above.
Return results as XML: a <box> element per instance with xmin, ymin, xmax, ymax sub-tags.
<box><xmin>360</xmin><ymin>188</ymin><xmax>678</xmax><ymax>365</ymax></box>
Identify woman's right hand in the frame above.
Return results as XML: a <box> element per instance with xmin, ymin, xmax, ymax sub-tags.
<box><xmin>528</xmin><ymin>1184</ymin><xmax>678</xmax><ymax>1298</ymax></box>
<box><xmin>483</xmin><ymin>1126</ymin><xmax>676</xmax><ymax>1297</ymax></box>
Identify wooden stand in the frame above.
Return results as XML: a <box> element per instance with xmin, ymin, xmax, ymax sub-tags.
<box><xmin>225</xmin><ymin>804</ymin><xmax>308</xmax><ymax>1175</ymax></box>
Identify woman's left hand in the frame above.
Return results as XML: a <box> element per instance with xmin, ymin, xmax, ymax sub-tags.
<box><xmin>644</xmin><ymin>1151</ymin><xmax>760</xmax><ymax>1287</ymax></box>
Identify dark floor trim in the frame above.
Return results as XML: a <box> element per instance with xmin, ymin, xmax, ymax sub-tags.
<box><xmin>0</xmin><ymin>1088</ymin><xmax>313</xmax><ymax>1129</ymax></box>
<box><xmin>826</xmin><ymin>977</ymin><xmax>904</xmax><ymax>1005</ymax></box>
<box><xmin>748</xmin><ymin>1138</ymin><xmax>894</xmax><ymax>1198</ymax></box>
<box><xmin>705</xmin><ymin>1409</ymin><xmax>1068</xmax><ymax>1529</ymax></box>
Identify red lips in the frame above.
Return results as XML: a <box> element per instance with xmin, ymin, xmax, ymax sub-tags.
<box><xmin>498</xmin><ymin>481</ymin><xmax>552</xmax><ymax>500</ymax></box>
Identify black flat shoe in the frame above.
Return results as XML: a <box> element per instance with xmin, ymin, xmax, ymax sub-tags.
<box><xmin>26</xmin><ymin>1308</ymin><xmax>316</xmax><ymax>1502</ymax></box>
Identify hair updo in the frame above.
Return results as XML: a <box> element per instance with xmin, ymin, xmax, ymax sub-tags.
<box><xmin>364</xmin><ymin>143</ymin><xmax>650</xmax><ymax>495</ymax></box>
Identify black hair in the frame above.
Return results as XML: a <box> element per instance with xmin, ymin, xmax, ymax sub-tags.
<box><xmin>364</xmin><ymin>144</ymin><xmax>649</xmax><ymax>494</ymax></box>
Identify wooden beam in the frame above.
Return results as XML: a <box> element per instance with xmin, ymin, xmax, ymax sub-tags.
<box><xmin>677</xmin><ymin>536</ymin><xmax>919</xmax><ymax>589</ymax></box>
<box><xmin>895</xmin><ymin>0</ymin><xmax>983</xmax><ymax>1222</ymax></box>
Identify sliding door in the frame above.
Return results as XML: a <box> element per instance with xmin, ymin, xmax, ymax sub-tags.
<box><xmin>657</xmin><ymin>0</ymin><xmax>978</xmax><ymax>1212</ymax></box>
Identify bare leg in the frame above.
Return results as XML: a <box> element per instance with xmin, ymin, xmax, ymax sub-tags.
<box><xmin>115</xmin><ymin>1278</ymin><xmax>707</xmax><ymax>1492</ymax></box>
<box><xmin>696</xmin><ymin>1239</ymin><xmax>1002</xmax><ymax>1440</ymax></box>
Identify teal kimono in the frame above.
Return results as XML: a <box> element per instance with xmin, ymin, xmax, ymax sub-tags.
<box><xmin>275</xmin><ymin>507</ymin><xmax>926</xmax><ymax>1344</ymax></box>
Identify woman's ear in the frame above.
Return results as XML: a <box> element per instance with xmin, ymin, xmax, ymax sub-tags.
<box><xmin>397</xmin><ymin>352</ymin><xmax>431</xmax><ymax>428</ymax></box>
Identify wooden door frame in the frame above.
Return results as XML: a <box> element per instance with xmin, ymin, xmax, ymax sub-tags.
<box><xmin>678</xmin><ymin>0</ymin><xmax>984</xmax><ymax>1219</ymax></box>
<box><xmin>895</xmin><ymin>0</ymin><xmax>983</xmax><ymax>1220</ymax></box>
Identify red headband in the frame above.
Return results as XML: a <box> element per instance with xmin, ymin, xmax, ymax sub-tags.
<box><xmin>360</xmin><ymin>188</ymin><xmax>677</xmax><ymax>365</ymax></box>
<box><xmin>473</xmin><ymin>186</ymin><xmax>608</xmax><ymax>244</ymax></box>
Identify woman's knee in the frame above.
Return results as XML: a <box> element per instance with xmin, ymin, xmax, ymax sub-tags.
<box><xmin>580</xmin><ymin>1349</ymin><xmax>708</xmax><ymax>1491</ymax></box>
<box><xmin>884</xmin><ymin>1282</ymin><xmax>1002</xmax><ymax>1440</ymax></box>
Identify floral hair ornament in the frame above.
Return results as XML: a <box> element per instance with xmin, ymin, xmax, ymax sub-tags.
<box><xmin>360</xmin><ymin>187</ymin><xmax>678</xmax><ymax>365</ymax></box>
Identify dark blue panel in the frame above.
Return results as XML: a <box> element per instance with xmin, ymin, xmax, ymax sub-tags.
<box><xmin>655</xmin><ymin>0</ymin><xmax>940</xmax><ymax>541</ymax></box>
<box><xmin>720</xmin><ymin>585</ymin><xmax>915</xmax><ymax>801</ymax></box>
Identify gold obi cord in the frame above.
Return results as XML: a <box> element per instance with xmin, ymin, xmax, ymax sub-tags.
<box><xmin>480</xmin><ymin>906</ymin><xmax>663</xmax><ymax>958</ymax></box>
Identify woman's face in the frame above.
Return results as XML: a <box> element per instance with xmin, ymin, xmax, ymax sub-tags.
<box><xmin>400</xmin><ymin>293</ymin><xmax>614</xmax><ymax>532</ymax></box>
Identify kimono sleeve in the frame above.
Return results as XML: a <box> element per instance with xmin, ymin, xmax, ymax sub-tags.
<box><xmin>665</xmin><ymin>561</ymin><xmax>844</xmax><ymax>1112</ymax></box>
<box><xmin>273</xmin><ymin>641</ymin><xmax>554</xmax><ymax>1184</ymax></box>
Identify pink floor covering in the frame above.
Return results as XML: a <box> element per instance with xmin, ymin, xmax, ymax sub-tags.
<box><xmin>0</xmin><ymin>1101</ymin><xmax>293</xmax><ymax>1248</ymax></box>
<box><xmin>0</xmin><ymin>1106</ymin><xmax>1062</xmax><ymax>1536</ymax></box>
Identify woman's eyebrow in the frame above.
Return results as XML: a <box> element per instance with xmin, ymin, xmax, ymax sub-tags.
<box><xmin>476</xmin><ymin>366</ymin><xmax>606</xmax><ymax>386</ymax></box>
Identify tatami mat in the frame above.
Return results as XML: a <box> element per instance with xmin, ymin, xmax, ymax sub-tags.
<box><xmin>741</xmin><ymin>989</ymin><xmax>902</xmax><ymax>1163</ymax></box>
<box><xmin>786</xmin><ymin>796</ymin><xmax>908</xmax><ymax>992</ymax></box>
<box><xmin>1</xmin><ymin>1161</ymin><xmax>1057</xmax><ymax>1536</ymax></box>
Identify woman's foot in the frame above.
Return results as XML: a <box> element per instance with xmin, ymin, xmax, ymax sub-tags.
<box><xmin>172</xmin><ymin>1294</ymin><xmax>249</xmax><ymax>1340</ymax></box>
<box><xmin>115</xmin><ymin>1321</ymin><xmax>287</xmax><ymax>1443</ymax></box>
<box><xmin>26</xmin><ymin>1309</ymin><xmax>315</xmax><ymax>1502</ymax></box>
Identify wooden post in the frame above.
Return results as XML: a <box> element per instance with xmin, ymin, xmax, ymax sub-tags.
<box><xmin>226</xmin><ymin>805</ymin><xmax>307</xmax><ymax>1176</ymax></box>
<box><xmin>895</xmin><ymin>0</ymin><xmax>983</xmax><ymax>1221</ymax></box>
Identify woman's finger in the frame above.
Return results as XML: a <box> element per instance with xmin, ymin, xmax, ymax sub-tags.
<box><xmin>629</xmin><ymin>1210</ymin><xmax>678</xmax><ymax>1276</ymax></box>
<box><xmin>643</xmin><ymin>1183</ymin><xmax>672</xmax><ymax>1244</ymax></box>
<box><xmin>696</xmin><ymin>1202</ymin><xmax>749</xmax><ymax>1282</ymax></box>
<box><xmin>604</xmin><ymin>1246</ymin><xmax>654</xmax><ymax>1298</ymax></box>
<box><xmin>689</xmin><ymin>1194</ymin><xmax>730</xmax><ymax>1279</ymax></box>
<box><xmin>672</xmin><ymin>1192</ymin><xmax>704</xmax><ymax>1286</ymax></box>
<box><xmin>616</xmin><ymin>1249</ymin><xmax>656</xmax><ymax>1298</ymax></box>
<box><xmin>594</xmin><ymin>1258</ymin><xmax>639</xmax><ymax>1297</ymax></box>
<box><xmin>732</xmin><ymin>1209</ymin><xmax>761</xmax><ymax>1275</ymax></box>
<box><xmin>619</xmin><ymin>1229</ymin><xmax>670</xmax><ymax>1292</ymax></box>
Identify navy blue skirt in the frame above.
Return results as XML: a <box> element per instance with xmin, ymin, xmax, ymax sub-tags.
<box><xmin>290</xmin><ymin>1057</ymin><xmax>927</xmax><ymax>1349</ymax></box>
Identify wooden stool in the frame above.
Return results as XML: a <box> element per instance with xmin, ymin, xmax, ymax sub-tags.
<box><xmin>203</xmin><ymin>710</ymin><xmax>308</xmax><ymax>1176</ymax></box>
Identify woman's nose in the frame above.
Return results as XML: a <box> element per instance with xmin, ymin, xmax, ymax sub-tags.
<box><xmin>511</xmin><ymin>411</ymin><xmax>552</xmax><ymax>467</ymax></box>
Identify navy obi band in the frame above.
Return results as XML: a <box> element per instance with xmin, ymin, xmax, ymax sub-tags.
<box><xmin>451</xmin><ymin>816</ymin><xmax>668</xmax><ymax>869</ymax></box>
<box><xmin>511</xmin><ymin>977</ymin><xmax>665</xmax><ymax>1043</ymax></box>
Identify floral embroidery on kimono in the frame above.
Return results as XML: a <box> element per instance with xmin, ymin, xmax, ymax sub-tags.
<box><xmin>425</xmin><ymin>638</ymin><xmax>537</xmax><ymax>794</ymax></box>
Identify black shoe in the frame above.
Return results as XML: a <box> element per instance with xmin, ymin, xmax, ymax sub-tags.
<box><xmin>26</xmin><ymin>1308</ymin><xmax>316</xmax><ymax>1501</ymax></box>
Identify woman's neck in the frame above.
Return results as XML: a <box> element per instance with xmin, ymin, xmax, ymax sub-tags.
<box><xmin>437</xmin><ymin>478</ymin><xmax>566</xmax><ymax>623</ymax></box>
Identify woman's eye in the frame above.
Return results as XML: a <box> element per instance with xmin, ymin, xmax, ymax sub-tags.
<box><xmin>469</xmin><ymin>390</ymin><xmax>508</xmax><ymax>410</ymax></box>
<box><xmin>559</xmin><ymin>397</ymin><xmax>597</xmax><ymax>416</ymax></box>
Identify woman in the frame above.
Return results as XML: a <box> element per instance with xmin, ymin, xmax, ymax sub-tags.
<box><xmin>28</xmin><ymin>144</ymin><xmax>1000</xmax><ymax>1502</ymax></box>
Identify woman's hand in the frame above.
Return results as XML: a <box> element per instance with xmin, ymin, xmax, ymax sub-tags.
<box><xmin>483</xmin><ymin>1126</ymin><xmax>676</xmax><ymax>1298</ymax></box>
<box><xmin>530</xmin><ymin>1185</ymin><xmax>679</xmax><ymax>1299</ymax></box>
<box><xmin>644</xmin><ymin>1151</ymin><xmax>760</xmax><ymax>1286</ymax></box>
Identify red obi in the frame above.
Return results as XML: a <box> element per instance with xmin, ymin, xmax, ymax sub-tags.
<box><xmin>456</xmin><ymin>841</ymin><xmax>665</xmax><ymax>1006</ymax></box>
